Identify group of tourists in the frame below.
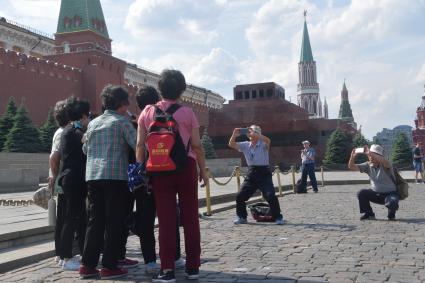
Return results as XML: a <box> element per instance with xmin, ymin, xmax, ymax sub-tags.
<box><xmin>49</xmin><ymin>69</ymin><xmax>206</xmax><ymax>282</ymax></box>
<box><xmin>47</xmin><ymin>68</ymin><xmax>408</xmax><ymax>282</ymax></box>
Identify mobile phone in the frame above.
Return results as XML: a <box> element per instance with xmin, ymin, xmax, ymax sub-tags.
<box><xmin>239</xmin><ymin>128</ymin><xmax>249</xmax><ymax>135</ymax></box>
<box><xmin>355</xmin><ymin>148</ymin><xmax>365</xmax><ymax>154</ymax></box>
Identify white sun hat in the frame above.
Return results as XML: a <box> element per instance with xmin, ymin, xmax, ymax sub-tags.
<box><xmin>369</xmin><ymin>144</ymin><xmax>384</xmax><ymax>156</ymax></box>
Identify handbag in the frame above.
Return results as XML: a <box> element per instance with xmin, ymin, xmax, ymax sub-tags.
<box><xmin>33</xmin><ymin>186</ymin><xmax>52</xmax><ymax>210</ymax></box>
<box><xmin>384</xmin><ymin>165</ymin><xmax>409</xmax><ymax>200</ymax></box>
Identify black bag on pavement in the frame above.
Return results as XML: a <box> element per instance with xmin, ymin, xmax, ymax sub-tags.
<box><xmin>296</xmin><ymin>179</ymin><xmax>307</xmax><ymax>194</ymax></box>
<box><xmin>248</xmin><ymin>202</ymin><xmax>274</xmax><ymax>222</ymax></box>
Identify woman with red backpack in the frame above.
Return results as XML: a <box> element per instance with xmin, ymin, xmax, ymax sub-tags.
<box><xmin>136</xmin><ymin>69</ymin><xmax>207</xmax><ymax>283</ymax></box>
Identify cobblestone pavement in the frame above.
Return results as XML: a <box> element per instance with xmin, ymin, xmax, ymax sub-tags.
<box><xmin>1</xmin><ymin>184</ymin><xmax>425</xmax><ymax>283</ymax></box>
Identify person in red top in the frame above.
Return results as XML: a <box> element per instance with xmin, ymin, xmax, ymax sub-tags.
<box><xmin>136</xmin><ymin>69</ymin><xmax>207</xmax><ymax>283</ymax></box>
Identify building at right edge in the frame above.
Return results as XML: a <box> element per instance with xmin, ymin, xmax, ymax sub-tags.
<box><xmin>412</xmin><ymin>87</ymin><xmax>425</xmax><ymax>154</ymax></box>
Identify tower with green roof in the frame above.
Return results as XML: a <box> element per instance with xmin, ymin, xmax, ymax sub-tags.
<box><xmin>54</xmin><ymin>0</ymin><xmax>112</xmax><ymax>54</ymax></box>
<box><xmin>338</xmin><ymin>80</ymin><xmax>354</xmax><ymax>123</ymax></box>
<box><xmin>297</xmin><ymin>11</ymin><xmax>322</xmax><ymax>118</ymax></box>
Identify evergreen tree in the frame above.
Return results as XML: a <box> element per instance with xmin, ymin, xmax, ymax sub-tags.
<box><xmin>0</xmin><ymin>97</ymin><xmax>18</xmax><ymax>150</ymax></box>
<box><xmin>39</xmin><ymin>109</ymin><xmax>57</xmax><ymax>152</ymax></box>
<box><xmin>390</xmin><ymin>133</ymin><xmax>412</xmax><ymax>165</ymax></box>
<box><xmin>201</xmin><ymin>128</ymin><xmax>217</xmax><ymax>159</ymax></box>
<box><xmin>323</xmin><ymin>128</ymin><xmax>352</xmax><ymax>165</ymax></box>
<box><xmin>352</xmin><ymin>133</ymin><xmax>370</xmax><ymax>163</ymax></box>
<box><xmin>3</xmin><ymin>106</ymin><xmax>42</xmax><ymax>152</ymax></box>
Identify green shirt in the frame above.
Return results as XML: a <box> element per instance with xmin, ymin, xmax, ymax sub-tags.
<box><xmin>84</xmin><ymin>110</ymin><xmax>136</xmax><ymax>181</ymax></box>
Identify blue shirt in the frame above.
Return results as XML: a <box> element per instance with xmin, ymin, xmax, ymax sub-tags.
<box><xmin>301</xmin><ymin>148</ymin><xmax>315</xmax><ymax>165</ymax></box>
<box><xmin>237</xmin><ymin>140</ymin><xmax>269</xmax><ymax>166</ymax></box>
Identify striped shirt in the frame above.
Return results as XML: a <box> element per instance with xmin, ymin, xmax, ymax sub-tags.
<box><xmin>84</xmin><ymin>110</ymin><xmax>136</xmax><ymax>181</ymax></box>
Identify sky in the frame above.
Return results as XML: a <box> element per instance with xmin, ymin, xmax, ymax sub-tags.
<box><xmin>1</xmin><ymin>0</ymin><xmax>425</xmax><ymax>139</ymax></box>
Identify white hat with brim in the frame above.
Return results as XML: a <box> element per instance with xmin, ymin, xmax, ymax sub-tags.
<box><xmin>302</xmin><ymin>140</ymin><xmax>310</xmax><ymax>144</ymax></box>
<box><xmin>369</xmin><ymin>144</ymin><xmax>384</xmax><ymax>156</ymax></box>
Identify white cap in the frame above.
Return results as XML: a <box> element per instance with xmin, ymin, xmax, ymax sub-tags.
<box><xmin>249</xmin><ymin>125</ymin><xmax>261</xmax><ymax>134</ymax></box>
<box><xmin>302</xmin><ymin>140</ymin><xmax>310</xmax><ymax>144</ymax></box>
<box><xmin>369</xmin><ymin>144</ymin><xmax>384</xmax><ymax>156</ymax></box>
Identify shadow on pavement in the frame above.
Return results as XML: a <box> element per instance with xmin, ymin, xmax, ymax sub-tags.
<box><xmin>246</xmin><ymin>221</ymin><xmax>356</xmax><ymax>232</ymax></box>
<box><xmin>397</xmin><ymin>218</ymin><xmax>425</xmax><ymax>224</ymax></box>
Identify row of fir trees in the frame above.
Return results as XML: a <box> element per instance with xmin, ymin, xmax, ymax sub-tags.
<box><xmin>323</xmin><ymin>128</ymin><xmax>413</xmax><ymax>166</ymax></box>
<box><xmin>0</xmin><ymin>97</ymin><xmax>57</xmax><ymax>153</ymax></box>
<box><xmin>0</xmin><ymin>96</ymin><xmax>220</xmax><ymax>157</ymax></box>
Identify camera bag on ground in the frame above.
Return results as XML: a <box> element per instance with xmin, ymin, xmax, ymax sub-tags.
<box><xmin>296</xmin><ymin>178</ymin><xmax>307</xmax><ymax>194</ymax></box>
<box><xmin>248</xmin><ymin>202</ymin><xmax>274</xmax><ymax>222</ymax></box>
<box><xmin>145</xmin><ymin>104</ymin><xmax>189</xmax><ymax>175</ymax></box>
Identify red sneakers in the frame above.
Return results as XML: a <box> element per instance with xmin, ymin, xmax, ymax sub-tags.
<box><xmin>100</xmin><ymin>267</ymin><xmax>128</xmax><ymax>279</ymax></box>
<box><xmin>79</xmin><ymin>265</ymin><xmax>99</xmax><ymax>279</ymax></box>
<box><xmin>118</xmin><ymin>258</ymin><xmax>139</xmax><ymax>269</ymax></box>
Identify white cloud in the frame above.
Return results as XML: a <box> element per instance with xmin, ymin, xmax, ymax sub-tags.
<box><xmin>124</xmin><ymin>0</ymin><xmax>225</xmax><ymax>44</ymax></box>
<box><xmin>415</xmin><ymin>64</ymin><xmax>425</xmax><ymax>84</ymax></box>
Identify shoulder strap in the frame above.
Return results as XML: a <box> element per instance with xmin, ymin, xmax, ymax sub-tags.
<box><xmin>154</xmin><ymin>105</ymin><xmax>165</xmax><ymax>115</ymax></box>
<box><xmin>165</xmin><ymin>104</ymin><xmax>181</xmax><ymax>115</ymax></box>
<box><xmin>382</xmin><ymin>163</ymin><xmax>396</xmax><ymax>185</ymax></box>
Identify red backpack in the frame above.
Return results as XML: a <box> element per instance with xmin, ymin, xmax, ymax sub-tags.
<box><xmin>145</xmin><ymin>104</ymin><xmax>189</xmax><ymax>175</ymax></box>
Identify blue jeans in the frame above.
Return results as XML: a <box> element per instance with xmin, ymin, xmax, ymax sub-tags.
<box><xmin>413</xmin><ymin>161</ymin><xmax>423</xmax><ymax>173</ymax></box>
<box><xmin>236</xmin><ymin>166</ymin><xmax>282</xmax><ymax>220</ymax></box>
<box><xmin>301</xmin><ymin>163</ymin><xmax>318</xmax><ymax>191</ymax></box>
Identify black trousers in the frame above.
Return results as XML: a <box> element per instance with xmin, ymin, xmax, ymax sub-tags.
<box><xmin>357</xmin><ymin>188</ymin><xmax>400</xmax><ymax>215</ymax></box>
<box><xmin>55</xmin><ymin>194</ymin><xmax>65</xmax><ymax>258</ymax></box>
<box><xmin>236</xmin><ymin>166</ymin><xmax>282</xmax><ymax>220</ymax></box>
<box><xmin>82</xmin><ymin>180</ymin><xmax>127</xmax><ymax>269</ymax></box>
<box><xmin>59</xmin><ymin>185</ymin><xmax>87</xmax><ymax>259</ymax></box>
<box><xmin>120</xmin><ymin>188</ymin><xmax>181</xmax><ymax>264</ymax></box>
<box><xmin>301</xmin><ymin>163</ymin><xmax>318</xmax><ymax>191</ymax></box>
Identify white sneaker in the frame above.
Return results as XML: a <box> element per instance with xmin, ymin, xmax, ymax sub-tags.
<box><xmin>54</xmin><ymin>256</ymin><xmax>60</xmax><ymax>263</ymax></box>
<box><xmin>62</xmin><ymin>258</ymin><xmax>80</xmax><ymax>271</ymax></box>
<box><xmin>57</xmin><ymin>259</ymin><xmax>64</xmax><ymax>267</ymax></box>
<box><xmin>175</xmin><ymin>258</ymin><xmax>186</xmax><ymax>269</ymax></box>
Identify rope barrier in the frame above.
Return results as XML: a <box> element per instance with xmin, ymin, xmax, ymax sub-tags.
<box><xmin>209</xmin><ymin>168</ymin><xmax>237</xmax><ymax>186</ymax></box>
<box><xmin>0</xmin><ymin>199</ymin><xmax>33</xmax><ymax>206</ymax></box>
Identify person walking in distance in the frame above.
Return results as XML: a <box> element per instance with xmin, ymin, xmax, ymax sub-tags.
<box><xmin>300</xmin><ymin>140</ymin><xmax>319</xmax><ymax>193</ymax></box>
<box><xmin>228</xmin><ymin>126</ymin><xmax>284</xmax><ymax>225</ymax></box>
<box><xmin>412</xmin><ymin>143</ymin><xmax>424</xmax><ymax>184</ymax></box>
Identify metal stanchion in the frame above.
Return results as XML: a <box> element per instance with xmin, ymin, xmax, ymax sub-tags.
<box><xmin>275</xmin><ymin>165</ymin><xmax>283</xmax><ymax>196</ymax></box>
<box><xmin>321</xmin><ymin>166</ymin><xmax>325</xmax><ymax>187</ymax></box>
<box><xmin>235</xmin><ymin>166</ymin><xmax>241</xmax><ymax>192</ymax></box>
<box><xmin>291</xmin><ymin>165</ymin><xmax>296</xmax><ymax>193</ymax></box>
<box><xmin>204</xmin><ymin>168</ymin><xmax>212</xmax><ymax>216</ymax></box>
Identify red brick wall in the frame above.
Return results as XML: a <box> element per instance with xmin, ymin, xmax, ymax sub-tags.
<box><xmin>0</xmin><ymin>48</ymin><xmax>83</xmax><ymax>125</ymax></box>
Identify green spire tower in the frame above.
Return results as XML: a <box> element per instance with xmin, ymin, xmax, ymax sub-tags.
<box><xmin>297</xmin><ymin>10</ymin><xmax>321</xmax><ymax>117</ymax></box>
<box><xmin>300</xmin><ymin>19</ymin><xmax>314</xmax><ymax>62</ymax></box>
<box><xmin>55</xmin><ymin>0</ymin><xmax>112</xmax><ymax>54</ymax></box>
<box><xmin>338</xmin><ymin>80</ymin><xmax>354</xmax><ymax>123</ymax></box>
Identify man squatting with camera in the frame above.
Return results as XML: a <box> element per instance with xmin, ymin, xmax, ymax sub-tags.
<box><xmin>348</xmin><ymin>144</ymin><xmax>399</xmax><ymax>220</ymax></box>
<box><xmin>228</xmin><ymin>125</ymin><xmax>284</xmax><ymax>225</ymax></box>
